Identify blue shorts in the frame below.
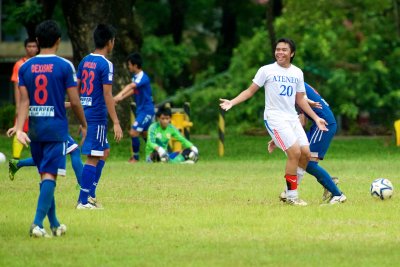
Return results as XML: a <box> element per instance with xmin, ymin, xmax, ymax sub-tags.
<box><xmin>307</xmin><ymin>123</ymin><xmax>337</xmax><ymax>159</ymax></box>
<box><xmin>66</xmin><ymin>135</ymin><xmax>78</xmax><ymax>154</ymax></box>
<box><xmin>81</xmin><ymin>123</ymin><xmax>110</xmax><ymax>156</ymax></box>
<box><xmin>30</xmin><ymin>141</ymin><xmax>67</xmax><ymax>176</ymax></box>
<box><xmin>132</xmin><ymin>112</ymin><xmax>154</xmax><ymax>132</ymax></box>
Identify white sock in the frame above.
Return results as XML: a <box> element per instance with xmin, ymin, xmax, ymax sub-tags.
<box><xmin>297</xmin><ymin>167</ymin><xmax>306</xmax><ymax>185</ymax></box>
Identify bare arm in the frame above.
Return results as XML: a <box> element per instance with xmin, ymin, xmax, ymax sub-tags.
<box><xmin>67</xmin><ymin>86</ymin><xmax>87</xmax><ymax>144</ymax></box>
<box><xmin>104</xmin><ymin>84</ymin><xmax>123</xmax><ymax>141</ymax></box>
<box><xmin>219</xmin><ymin>82</ymin><xmax>260</xmax><ymax>111</ymax></box>
<box><xmin>296</xmin><ymin>92</ymin><xmax>328</xmax><ymax>131</ymax></box>
<box><xmin>114</xmin><ymin>83</ymin><xmax>135</xmax><ymax>103</ymax></box>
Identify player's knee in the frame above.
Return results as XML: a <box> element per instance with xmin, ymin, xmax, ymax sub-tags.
<box><xmin>129</xmin><ymin>129</ymin><xmax>140</xmax><ymax>137</ymax></box>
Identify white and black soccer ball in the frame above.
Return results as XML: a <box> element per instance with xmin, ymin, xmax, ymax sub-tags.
<box><xmin>188</xmin><ymin>151</ymin><xmax>199</xmax><ymax>162</ymax></box>
<box><xmin>370</xmin><ymin>178</ymin><xmax>394</xmax><ymax>200</ymax></box>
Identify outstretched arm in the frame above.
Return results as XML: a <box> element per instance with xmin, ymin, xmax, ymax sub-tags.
<box><xmin>114</xmin><ymin>83</ymin><xmax>136</xmax><ymax>103</ymax></box>
<box><xmin>219</xmin><ymin>82</ymin><xmax>260</xmax><ymax>111</ymax></box>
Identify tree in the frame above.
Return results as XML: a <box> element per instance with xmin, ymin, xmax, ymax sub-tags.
<box><xmin>61</xmin><ymin>0</ymin><xmax>143</xmax><ymax>128</ymax></box>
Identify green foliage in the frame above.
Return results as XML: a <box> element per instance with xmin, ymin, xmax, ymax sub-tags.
<box><xmin>0</xmin><ymin>104</ymin><xmax>15</xmax><ymax>130</ymax></box>
<box><xmin>4</xmin><ymin>0</ymin><xmax>44</xmax><ymax>26</ymax></box>
<box><xmin>141</xmin><ymin>35</ymin><xmax>197</xmax><ymax>92</ymax></box>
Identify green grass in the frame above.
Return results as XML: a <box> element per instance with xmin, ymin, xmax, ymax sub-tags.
<box><xmin>0</xmin><ymin>134</ymin><xmax>400</xmax><ymax>266</ymax></box>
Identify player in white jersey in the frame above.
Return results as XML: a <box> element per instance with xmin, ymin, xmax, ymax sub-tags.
<box><xmin>220</xmin><ymin>38</ymin><xmax>328</xmax><ymax>206</ymax></box>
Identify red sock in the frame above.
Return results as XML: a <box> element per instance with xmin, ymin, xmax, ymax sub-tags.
<box><xmin>285</xmin><ymin>174</ymin><xmax>297</xmax><ymax>190</ymax></box>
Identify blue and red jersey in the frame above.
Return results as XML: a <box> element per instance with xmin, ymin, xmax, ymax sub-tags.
<box><xmin>77</xmin><ymin>53</ymin><xmax>113</xmax><ymax>124</ymax></box>
<box><xmin>18</xmin><ymin>54</ymin><xmax>77</xmax><ymax>142</ymax></box>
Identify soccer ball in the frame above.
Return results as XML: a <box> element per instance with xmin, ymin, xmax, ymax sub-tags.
<box><xmin>0</xmin><ymin>152</ymin><xmax>6</xmax><ymax>163</ymax></box>
<box><xmin>370</xmin><ymin>178</ymin><xmax>394</xmax><ymax>200</ymax></box>
<box><xmin>188</xmin><ymin>151</ymin><xmax>199</xmax><ymax>162</ymax></box>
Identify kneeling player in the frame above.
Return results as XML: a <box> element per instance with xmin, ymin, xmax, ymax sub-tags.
<box><xmin>146</xmin><ymin>106</ymin><xmax>198</xmax><ymax>164</ymax></box>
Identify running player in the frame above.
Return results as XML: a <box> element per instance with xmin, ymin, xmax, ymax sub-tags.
<box><xmin>220</xmin><ymin>38</ymin><xmax>328</xmax><ymax>206</ymax></box>
<box><xmin>15</xmin><ymin>20</ymin><xmax>87</xmax><ymax>237</ymax></box>
<box><xmin>146</xmin><ymin>106</ymin><xmax>198</xmax><ymax>163</ymax></box>
<box><xmin>10</xmin><ymin>38</ymin><xmax>38</xmax><ymax>160</ymax></box>
<box><xmin>76</xmin><ymin>24</ymin><xmax>123</xmax><ymax>209</ymax></box>
<box><xmin>114</xmin><ymin>52</ymin><xmax>155</xmax><ymax>163</ymax></box>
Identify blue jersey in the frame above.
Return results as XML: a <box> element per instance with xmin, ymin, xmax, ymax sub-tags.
<box><xmin>18</xmin><ymin>55</ymin><xmax>77</xmax><ymax>142</ymax></box>
<box><xmin>304</xmin><ymin>83</ymin><xmax>336</xmax><ymax>125</ymax></box>
<box><xmin>77</xmin><ymin>53</ymin><xmax>113</xmax><ymax>124</ymax></box>
<box><xmin>132</xmin><ymin>71</ymin><xmax>154</xmax><ymax>114</ymax></box>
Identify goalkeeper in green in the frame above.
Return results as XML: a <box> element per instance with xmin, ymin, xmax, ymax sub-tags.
<box><xmin>146</xmin><ymin>106</ymin><xmax>199</xmax><ymax>163</ymax></box>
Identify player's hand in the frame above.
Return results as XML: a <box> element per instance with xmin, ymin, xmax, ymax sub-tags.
<box><xmin>114</xmin><ymin>123</ymin><xmax>123</xmax><ymax>142</ymax></box>
<box><xmin>78</xmin><ymin>125</ymin><xmax>87</xmax><ymax>146</ymax></box>
<box><xmin>316</xmin><ymin>117</ymin><xmax>328</xmax><ymax>131</ymax></box>
<box><xmin>267</xmin><ymin>139</ymin><xmax>277</xmax><ymax>154</ymax></box>
<box><xmin>7</xmin><ymin>126</ymin><xmax>16</xmax><ymax>137</ymax></box>
<box><xmin>16</xmin><ymin>130</ymin><xmax>30</xmax><ymax>147</ymax></box>
<box><xmin>219</xmin><ymin>99</ymin><xmax>233</xmax><ymax>111</ymax></box>
<box><xmin>308</xmin><ymin>100</ymin><xmax>322</xmax><ymax>109</ymax></box>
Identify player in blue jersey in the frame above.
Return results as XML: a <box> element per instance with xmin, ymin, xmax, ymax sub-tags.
<box><xmin>15</xmin><ymin>20</ymin><xmax>87</xmax><ymax>237</ymax></box>
<box><xmin>269</xmin><ymin>82</ymin><xmax>347</xmax><ymax>204</ymax></box>
<box><xmin>114</xmin><ymin>52</ymin><xmax>155</xmax><ymax>163</ymax></box>
<box><xmin>76</xmin><ymin>24</ymin><xmax>123</xmax><ymax>209</ymax></box>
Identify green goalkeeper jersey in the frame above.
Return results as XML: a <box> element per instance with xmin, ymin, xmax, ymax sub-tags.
<box><xmin>145</xmin><ymin>121</ymin><xmax>193</xmax><ymax>158</ymax></box>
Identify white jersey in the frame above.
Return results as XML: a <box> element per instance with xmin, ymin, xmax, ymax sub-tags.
<box><xmin>253</xmin><ymin>62</ymin><xmax>305</xmax><ymax>121</ymax></box>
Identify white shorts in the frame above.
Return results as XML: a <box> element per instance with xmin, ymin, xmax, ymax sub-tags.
<box><xmin>264</xmin><ymin>118</ymin><xmax>309</xmax><ymax>151</ymax></box>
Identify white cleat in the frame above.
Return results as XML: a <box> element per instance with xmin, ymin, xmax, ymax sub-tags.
<box><xmin>286</xmin><ymin>198</ymin><xmax>308</xmax><ymax>206</ymax></box>
<box><xmin>76</xmin><ymin>202</ymin><xmax>98</xmax><ymax>210</ymax></box>
<box><xmin>51</xmin><ymin>224</ymin><xmax>67</xmax><ymax>237</ymax></box>
<box><xmin>322</xmin><ymin>177</ymin><xmax>339</xmax><ymax>202</ymax></box>
<box><xmin>329</xmin><ymin>194</ymin><xmax>347</xmax><ymax>205</ymax></box>
<box><xmin>279</xmin><ymin>191</ymin><xmax>287</xmax><ymax>202</ymax></box>
<box><xmin>30</xmin><ymin>224</ymin><xmax>51</xmax><ymax>238</ymax></box>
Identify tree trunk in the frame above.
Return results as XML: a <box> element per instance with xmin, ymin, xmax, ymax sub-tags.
<box><xmin>168</xmin><ymin>0</ymin><xmax>187</xmax><ymax>45</ymax></box>
<box><xmin>61</xmin><ymin>0</ymin><xmax>143</xmax><ymax>129</ymax></box>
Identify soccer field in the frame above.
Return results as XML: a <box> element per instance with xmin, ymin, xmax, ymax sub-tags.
<box><xmin>0</xmin><ymin>135</ymin><xmax>399</xmax><ymax>266</ymax></box>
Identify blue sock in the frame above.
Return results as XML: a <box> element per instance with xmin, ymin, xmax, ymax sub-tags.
<box><xmin>132</xmin><ymin>137</ymin><xmax>140</xmax><ymax>160</ymax></box>
<box><xmin>90</xmin><ymin>160</ymin><xmax>105</xmax><ymax>198</ymax></box>
<box><xmin>47</xmin><ymin>196</ymin><xmax>60</xmax><ymax>228</ymax></box>
<box><xmin>79</xmin><ymin>165</ymin><xmax>96</xmax><ymax>204</ymax></box>
<box><xmin>306</xmin><ymin>161</ymin><xmax>342</xmax><ymax>196</ymax></box>
<box><xmin>70</xmin><ymin>148</ymin><xmax>83</xmax><ymax>186</ymax></box>
<box><xmin>33</xmin><ymin>179</ymin><xmax>56</xmax><ymax>228</ymax></box>
<box><xmin>17</xmin><ymin>157</ymin><xmax>35</xmax><ymax>168</ymax></box>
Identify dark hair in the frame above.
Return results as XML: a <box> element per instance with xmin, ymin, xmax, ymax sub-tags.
<box><xmin>127</xmin><ymin>52</ymin><xmax>143</xmax><ymax>68</ymax></box>
<box><xmin>94</xmin><ymin>24</ymin><xmax>116</xmax><ymax>49</ymax></box>
<box><xmin>275</xmin><ymin>38</ymin><xmax>296</xmax><ymax>62</ymax></box>
<box><xmin>156</xmin><ymin>106</ymin><xmax>172</xmax><ymax>117</ymax></box>
<box><xmin>24</xmin><ymin>37</ymin><xmax>37</xmax><ymax>47</ymax></box>
<box><xmin>35</xmin><ymin>20</ymin><xmax>61</xmax><ymax>48</ymax></box>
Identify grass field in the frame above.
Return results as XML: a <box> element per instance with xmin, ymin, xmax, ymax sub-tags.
<box><xmin>0</xmin><ymin>134</ymin><xmax>399</xmax><ymax>266</ymax></box>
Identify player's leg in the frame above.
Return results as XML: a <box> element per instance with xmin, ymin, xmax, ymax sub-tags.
<box><xmin>12</xmin><ymin>135</ymin><xmax>24</xmax><ymax>159</ymax></box>
<box><xmin>305</xmin><ymin>123</ymin><xmax>346</xmax><ymax>203</ymax></box>
<box><xmin>129</xmin><ymin>113</ymin><xmax>153</xmax><ymax>163</ymax></box>
<box><xmin>30</xmin><ymin>141</ymin><xmax>66</xmax><ymax>237</ymax></box>
<box><xmin>9</xmin><ymin>157</ymin><xmax>35</xmax><ymax>180</ymax></box>
<box><xmin>67</xmin><ymin>136</ymin><xmax>83</xmax><ymax>186</ymax></box>
<box><xmin>89</xmin><ymin>147</ymin><xmax>109</xmax><ymax>204</ymax></box>
<box><xmin>264</xmin><ymin>119</ymin><xmax>306</xmax><ymax>205</ymax></box>
<box><xmin>78</xmin><ymin>123</ymin><xmax>103</xmax><ymax>209</ymax></box>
